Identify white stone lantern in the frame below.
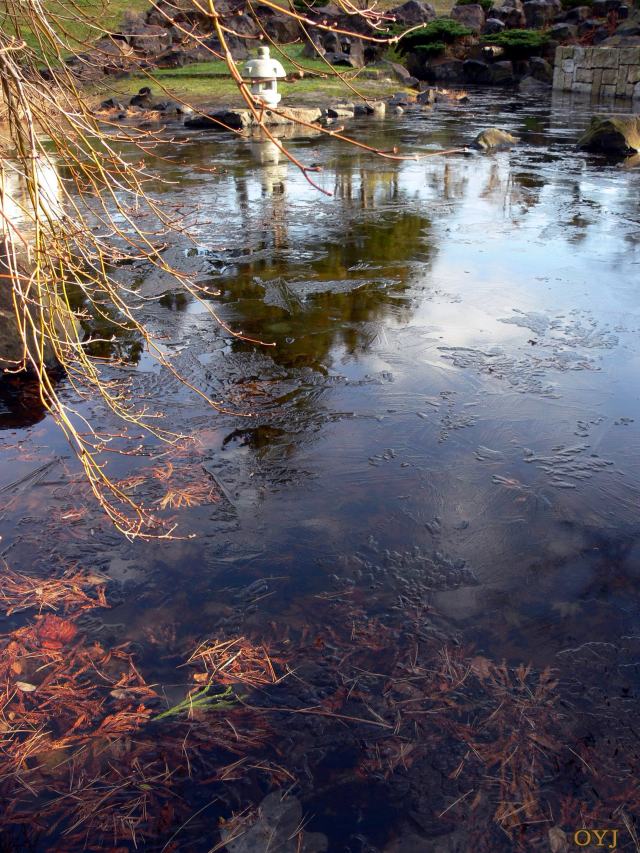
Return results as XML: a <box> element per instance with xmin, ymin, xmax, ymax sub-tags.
<box><xmin>243</xmin><ymin>46</ymin><xmax>286</xmax><ymax>108</ymax></box>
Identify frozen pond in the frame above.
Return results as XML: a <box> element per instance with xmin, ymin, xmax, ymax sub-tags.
<box><xmin>1</xmin><ymin>89</ymin><xmax>640</xmax><ymax>851</ymax></box>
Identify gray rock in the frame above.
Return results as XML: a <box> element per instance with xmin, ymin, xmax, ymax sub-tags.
<box><xmin>388</xmin><ymin>91</ymin><xmax>416</xmax><ymax>105</ymax></box>
<box><xmin>519</xmin><ymin>74</ymin><xmax>551</xmax><ymax>92</ymax></box>
<box><xmin>463</xmin><ymin>59</ymin><xmax>492</xmax><ymax>83</ymax></box>
<box><xmin>472</xmin><ymin>127</ymin><xmax>520</xmax><ymax>149</ymax></box>
<box><xmin>392</xmin><ymin>105</ymin><xmax>405</xmax><ymax>114</ymax></box>
<box><xmin>524</xmin><ymin>0</ymin><xmax>555</xmax><ymax>28</ymax></box>
<box><xmin>529</xmin><ymin>55</ymin><xmax>553</xmax><ymax>82</ymax></box>
<box><xmin>430</xmin><ymin>59</ymin><xmax>466</xmax><ymax>82</ymax></box>
<box><xmin>451</xmin><ymin>3</ymin><xmax>486</xmax><ymax>32</ymax></box>
<box><xmin>389</xmin><ymin>0</ymin><xmax>436</xmax><ymax>24</ymax></box>
<box><xmin>326</xmin><ymin>104</ymin><xmax>355</xmax><ymax>118</ymax></box>
<box><xmin>222</xmin><ymin>791</ymin><xmax>328</xmax><ymax>853</ymax></box>
<box><xmin>417</xmin><ymin>87</ymin><xmax>437</xmax><ymax>103</ymax></box>
<box><xmin>495</xmin><ymin>0</ymin><xmax>526</xmax><ymax>28</ymax></box>
<box><xmin>549</xmin><ymin>21</ymin><xmax>578</xmax><ymax>39</ymax></box>
<box><xmin>564</xmin><ymin>5</ymin><xmax>592</xmax><ymax>21</ymax></box>
<box><xmin>185</xmin><ymin>107</ymin><xmax>323</xmax><ymax>130</ymax></box>
<box><xmin>483</xmin><ymin>16</ymin><xmax>505</xmax><ymax>33</ymax></box>
<box><xmin>489</xmin><ymin>59</ymin><xmax>515</xmax><ymax>85</ymax></box>
<box><xmin>380</xmin><ymin>60</ymin><xmax>420</xmax><ymax>86</ymax></box>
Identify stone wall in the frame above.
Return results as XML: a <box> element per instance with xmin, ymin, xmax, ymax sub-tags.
<box><xmin>553</xmin><ymin>46</ymin><xmax>640</xmax><ymax>100</ymax></box>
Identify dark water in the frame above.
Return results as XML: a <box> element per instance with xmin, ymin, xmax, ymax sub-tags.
<box><xmin>2</xmin><ymin>90</ymin><xmax>640</xmax><ymax>851</ymax></box>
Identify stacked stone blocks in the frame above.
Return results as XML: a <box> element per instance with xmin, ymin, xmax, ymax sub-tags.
<box><xmin>552</xmin><ymin>46</ymin><xmax>640</xmax><ymax>100</ymax></box>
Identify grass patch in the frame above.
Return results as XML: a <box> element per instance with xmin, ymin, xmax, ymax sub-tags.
<box><xmin>6</xmin><ymin>0</ymin><xmax>151</xmax><ymax>56</ymax></box>
<box><xmin>98</xmin><ymin>43</ymin><xmax>406</xmax><ymax>106</ymax></box>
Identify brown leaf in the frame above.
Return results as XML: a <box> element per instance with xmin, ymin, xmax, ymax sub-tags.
<box><xmin>36</xmin><ymin>615</ymin><xmax>78</xmax><ymax>649</ymax></box>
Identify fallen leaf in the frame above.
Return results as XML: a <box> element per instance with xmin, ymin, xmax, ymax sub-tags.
<box><xmin>548</xmin><ymin>826</ymin><xmax>568</xmax><ymax>853</ymax></box>
<box><xmin>36</xmin><ymin>615</ymin><xmax>78</xmax><ymax>649</ymax></box>
<box><xmin>16</xmin><ymin>681</ymin><xmax>37</xmax><ymax>692</ymax></box>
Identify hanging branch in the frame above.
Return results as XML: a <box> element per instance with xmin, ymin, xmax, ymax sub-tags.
<box><xmin>0</xmin><ymin>0</ymin><xmax>444</xmax><ymax>537</ymax></box>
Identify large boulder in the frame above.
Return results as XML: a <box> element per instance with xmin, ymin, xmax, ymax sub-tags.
<box><xmin>529</xmin><ymin>55</ymin><xmax>553</xmax><ymax>82</ymax></box>
<box><xmin>463</xmin><ymin>59</ymin><xmax>492</xmax><ymax>82</ymax></box>
<box><xmin>428</xmin><ymin>59</ymin><xmax>466</xmax><ymax>82</ymax></box>
<box><xmin>472</xmin><ymin>127</ymin><xmax>520</xmax><ymax>149</ymax></box>
<box><xmin>549</xmin><ymin>22</ymin><xmax>578</xmax><ymax>40</ymax></box>
<box><xmin>451</xmin><ymin>3</ymin><xmax>486</xmax><ymax>33</ymax></box>
<box><xmin>253</xmin><ymin>4</ymin><xmax>301</xmax><ymax>42</ymax></box>
<box><xmin>489</xmin><ymin>60</ymin><xmax>515</xmax><ymax>84</ymax></box>
<box><xmin>496</xmin><ymin>0</ymin><xmax>526</xmax><ymax>28</ymax></box>
<box><xmin>125</xmin><ymin>23</ymin><xmax>172</xmax><ymax>56</ymax></box>
<box><xmin>322</xmin><ymin>32</ymin><xmax>365</xmax><ymax>66</ymax></box>
<box><xmin>523</xmin><ymin>0</ymin><xmax>555</xmax><ymax>28</ymax></box>
<box><xmin>389</xmin><ymin>0</ymin><xmax>436</xmax><ymax>24</ymax></box>
<box><xmin>484</xmin><ymin>16</ymin><xmax>506</xmax><ymax>33</ymax></box>
<box><xmin>577</xmin><ymin>115</ymin><xmax>640</xmax><ymax>154</ymax></box>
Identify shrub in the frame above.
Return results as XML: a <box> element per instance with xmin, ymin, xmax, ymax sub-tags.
<box><xmin>413</xmin><ymin>41</ymin><xmax>448</xmax><ymax>56</ymax></box>
<box><xmin>393</xmin><ymin>18</ymin><xmax>473</xmax><ymax>53</ymax></box>
<box><xmin>483</xmin><ymin>28</ymin><xmax>550</xmax><ymax>57</ymax></box>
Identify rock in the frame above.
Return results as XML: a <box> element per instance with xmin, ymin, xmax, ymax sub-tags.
<box><xmin>301</xmin><ymin>37</ymin><xmax>325</xmax><ymax>59</ymax></box>
<box><xmin>326</xmin><ymin>104</ymin><xmax>355</xmax><ymax>118</ymax></box>
<box><xmin>577</xmin><ymin>115</ymin><xmax>640</xmax><ymax>154</ymax></box>
<box><xmin>322</xmin><ymin>32</ymin><xmax>365</xmax><ymax>66</ymax></box>
<box><xmin>324</xmin><ymin>51</ymin><xmax>361</xmax><ymax>67</ymax></box>
<box><xmin>222</xmin><ymin>791</ymin><xmax>328</xmax><ymax>853</ymax></box>
<box><xmin>577</xmin><ymin>17</ymin><xmax>600</xmax><ymax>36</ymax></box>
<box><xmin>524</xmin><ymin>0</ymin><xmax>555</xmax><ymax>28</ymax></box>
<box><xmin>129</xmin><ymin>87</ymin><xmax>154</xmax><ymax>108</ymax></box>
<box><xmin>392</xmin><ymin>105</ymin><xmax>405</xmax><ymax>114</ymax></box>
<box><xmin>354</xmin><ymin>100</ymin><xmax>386</xmax><ymax>116</ymax></box>
<box><xmin>549</xmin><ymin>22</ymin><xmax>578</xmax><ymax>40</ymax></box>
<box><xmin>252</xmin><ymin>4</ymin><xmax>301</xmax><ymax>42</ymax></box>
<box><xmin>483</xmin><ymin>16</ymin><xmax>505</xmax><ymax>33</ymax></box>
<box><xmin>451</xmin><ymin>3</ymin><xmax>486</xmax><ymax>32</ymax></box>
<box><xmin>463</xmin><ymin>59</ymin><xmax>492</xmax><ymax>83</ymax></box>
<box><xmin>127</xmin><ymin>23</ymin><xmax>172</xmax><ymax>56</ymax></box>
<box><xmin>388</xmin><ymin>91</ymin><xmax>417</xmax><ymax>105</ymax></box>
<box><xmin>389</xmin><ymin>0</ymin><xmax>437</xmax><ymax>24</ymax></box>
<box><xmin>429</xmin><ymin>59</ymin><xmax>466</xmax><ymax>82</ymax></box>
<box><xmin>472</xmin><ymin>127</ymin><xmax>520</xmax><ymax>149</ymax></box>
<box><xmin>185</xmin><ymin>107</ymin><xmax>323</xmax><ymax>130</ymax></box>
<box><xmin>489</xmin><ymin>60</ymin><xmax>515</xmax><ymax>85</ymax></box>
<box><xmin>564</xmin><ymin>5</ymin><xmax>592</xmax><ymax>22</ymax></box>
<box><xmin>417</xmin><ymin>87</ymin><xmax>437</xmax><ymax>104</ymax></box>
<box><xmin>380</xmin><ymin>60</ymin><xmax>420</xmax><ymax>86</ymax></box>
<box><xmin>592</xmin><ymin>0</ymin><xmax>607</xmax><ymax>15</ymax></box>
<box><xmin>529</xmin><ymin>55</ymin><xmax>553</xmax><ymax>82</ymax></box>
<box><xmin>98</xmin><ymin>97</ymin><xmax>126</xmax><ymax>111</ymax></box>
<box><xmin>496</xmin><ymin>0</ymin><xmax>526</xmax><ymax>28</ymax></box>
<box><xmin>519</xmin><ymin>74</ymin><xmax>551</xmax><ymax>92</ymax></box>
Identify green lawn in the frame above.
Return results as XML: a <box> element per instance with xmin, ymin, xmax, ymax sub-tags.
<box><xmin>97</xmin><ymin>43</ymin><xmax>408</xmax><ymax>107</ymax></box>
<box><xmin>8</xmin><ymin>0</ymin><xmax>150</xmax><ymax>55</ymax></box>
